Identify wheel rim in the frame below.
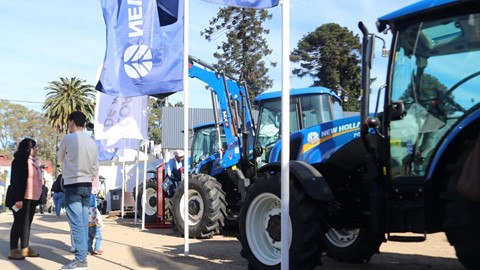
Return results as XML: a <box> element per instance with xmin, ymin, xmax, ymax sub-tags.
<box><xmin>325</xmin><ymin>228</ymin><xmax>360</xmax><ymax>247</ymax></box>
<box><xmin>245</xmin><ymin>192</ymin><xmax>291</xmax><ymax>266</ymax></box>
<box><xmin>179</xmin><ymin>189</ymin><xmax>204</xmax><ymax>226</ymax></box>
<box><xmin>144</xmin><ymin>187</ymin><xmax>157</xmax><ymax>216</ymax></box>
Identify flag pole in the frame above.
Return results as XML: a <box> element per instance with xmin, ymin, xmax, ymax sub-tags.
<box><xmin>280</xmin><ymin>0</ymin><xmax>290</xmax><ymax>269</ymax></box>
<box><xmin>141</xmin><ymin>139</ymin><xmax>148</xmax><ymax>230</ymax></box>
<box><xmin>183</xmin><ymin>0</ymin><xmax>190</xmax><ymax>256</ymax></box>
<box><xmin>134</xmin><ymin>141</ymin><xmax>140</xmax><ymax>225</ymax></box>
<box><xmin>121</xmin><ymin>160</ymin><xmax>126</xmax><ymax>218</ymax></box>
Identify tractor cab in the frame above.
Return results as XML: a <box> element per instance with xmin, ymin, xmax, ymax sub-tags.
<box><xmin>254</xmin><ymin>86</ymin><xmax>345</xmax><ymax>167</ymax></box>
<box><xmin>190</xmin><ymin>122</ymin><xmax>226</xmax><ymax>176</ymax></box>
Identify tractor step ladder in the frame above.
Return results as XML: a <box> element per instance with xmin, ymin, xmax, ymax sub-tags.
<box><xmin>387</xmin><ymin>176</ymin><xmax>426</xmax><ymax>242</ymax></box>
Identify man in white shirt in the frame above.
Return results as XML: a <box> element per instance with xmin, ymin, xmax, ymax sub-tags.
<box><xmin>57</xmin><ymin>111</ymin><xmax>99</xmax><ymax>270</ymax></box>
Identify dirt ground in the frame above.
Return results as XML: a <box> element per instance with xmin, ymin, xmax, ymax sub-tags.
<box><xmin>0</xmin><ymin>211</ymin><xmax>464</xmax><ymax>270</ymax></box>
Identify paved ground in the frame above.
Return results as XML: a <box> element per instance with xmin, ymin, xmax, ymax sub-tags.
<box><xmin>0</xmin><ymin>211</ymin><xmax>464</xmax><ymax>270</ymax></box>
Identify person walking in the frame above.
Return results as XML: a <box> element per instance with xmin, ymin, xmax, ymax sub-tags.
<box><xmin>38</xmin><ymin>179</ymin><xmax>48</xmax><ymax>214</ymax></box>
<box><xmin>57</xmin><ymin>111</ymin><xmax>99</xmax><ymax>270</ymax></box>
<box><xmin>7</xmin><ymin>138</ymin><xmax>42</xmax><ymax>260</ymax></box>
<box><xmin>51</xmin><ymin>171</ymin><xmax>65</xmax><ymax>216</ymax></box>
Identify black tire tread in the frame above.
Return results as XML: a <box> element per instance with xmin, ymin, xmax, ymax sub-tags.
<box><xmin>322</xmin><ymin>228</ymin><xmax>381</xmax><ymax>263</ymax></box>
<box><xmin>238</xmin><ymin>170</ymin><xmax>323</xmax><ymax>270</ymax></box>
<box><xmin>172</xmin><ymin>174</ymin><xmax>227</xmax><ymax>239</ymax></box>
<box><xmin>443</xmin><ymin>139</ymin><xmax>480</xmax><ymax>270</ymax></box>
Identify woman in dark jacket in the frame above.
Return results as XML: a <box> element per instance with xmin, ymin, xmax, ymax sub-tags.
<box><xmin>8</xmin><ymin>138</ymin><xmax>42</xmax><ymax>260</ymax></box>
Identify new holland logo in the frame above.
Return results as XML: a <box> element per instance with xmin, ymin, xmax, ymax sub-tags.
<box><xmin>307</xmin><ymin>132</ymin><xmax>319</xmax><ymax>145</ymax></box>
<box><xmin>123</xmin><ymin>44</ymin><xmax>153</xmax><ymax>79</ymax></box>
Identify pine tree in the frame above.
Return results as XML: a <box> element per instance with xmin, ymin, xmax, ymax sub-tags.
<box><xmin>291</xmin><ymin>23</ymin><xmax>361</xmax><ymax>111</ymax></box>
<box><xmin>201</xmin><ymin>7</ymin><xmax>276</xmax><ymax>99</ymax></box>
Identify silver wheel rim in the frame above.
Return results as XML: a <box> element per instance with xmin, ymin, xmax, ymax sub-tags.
<box><xmin>245</xmin><ymin>192</ymin><xmax>292</xmax><ymax>266</ymax></box>
<box><xmin>179</xmin><ymin>189</ymin><xmax>204</xmax><ymax>226</ymax></box>
<box><xmin>144</xmin><ymin>187</ymin><xmax>157</xmax><ymax>216</ymax></box>
<box><xmin>325</xmin><ymin>228</ymin><xmax>360</xmax><ymax>247</ymax></box>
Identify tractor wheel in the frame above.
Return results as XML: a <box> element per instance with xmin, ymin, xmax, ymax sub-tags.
<box><xmin>136</xmin><ymin>181</ymin><xmax>158</xmax><ymax>223</ymax></box>
<box><xmin>238</xmin><ymin>170</ymin><xmax>323</xmax><ymax>270</ymax></box>
<box><xmin>322</xmin><ymin>227</ymin><xmax>381</xmax><ymax>263</ymax></box>
<box><xmin>444</xmin><ymin>139</ymin><xmax>480</xmax><ymax>270</ymax></box>
<box><xmin>164</xmin><ymin>198</ymin><xmax>173</xmax><ymax>223</ymax></box>
<box><xmin>172</xmin><ymin>174</ymin><xmax>227</xmax><ymax>239</ymax></box>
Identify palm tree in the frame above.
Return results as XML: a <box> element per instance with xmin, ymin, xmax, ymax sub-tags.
<box><xmin>43</xmin><ymin>77</ymin><xmax>96</xmax><ymax>134</ymax></box>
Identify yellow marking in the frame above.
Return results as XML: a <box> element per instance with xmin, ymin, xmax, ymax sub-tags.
<box><xmin>390</xmin><ymin>139</ymin><xmax>403</xmax><ymax>147</ymax></box>
<box><xmin>301</xmin><ymin>128</ymin><xmax>359</xmax><ymax>154</ymax></box>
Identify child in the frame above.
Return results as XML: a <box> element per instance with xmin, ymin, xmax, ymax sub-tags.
<box><xmin>88</xmin><ymin>193</ymin><xmax>104</xmax><ymax>255</ymax></box>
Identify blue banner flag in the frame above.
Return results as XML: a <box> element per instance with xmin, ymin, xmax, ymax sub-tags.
<box><xmin>201</xmin><ymin>0</ymin><xmax>279</xmax><ymax>8</ymax></box>
<box><xmin>97</xmin><ymin>0</ymin><xmax>184</xmax><ymax>97</ymax></box>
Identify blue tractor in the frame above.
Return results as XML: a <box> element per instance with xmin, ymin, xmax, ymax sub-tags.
<box><xmin>238</xmin><ymin>0</ymin><xmax>480</xmax><ymax>269</ymax></box>
<box><xmin>171</xmin><ymin>82</ymin><xmax>350</xmax><ymax>238</ymax></box>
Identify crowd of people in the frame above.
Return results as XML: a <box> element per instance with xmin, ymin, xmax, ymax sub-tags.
<box><xmin>4</xmin><ymin>110</ymin><xmax>189</xmax><ymax>269</ymax></box>
<box><xmin>5</xmin><ymin>111</ymin><xmax>102</xmax><ymax>270</ymax></box>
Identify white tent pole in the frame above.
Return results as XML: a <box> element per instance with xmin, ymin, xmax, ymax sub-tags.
<box><xmin>141</xmin><ymin>140</ymin><xmax>148</xmax><ymax>230</ymax></box>
<box><xmin>121</xmin><ymin>160</ymin><xmax>125</xmax><ymax>218</ymax></box>
<box><xmin>280</xmin><ymin>0</ymin><xmax>291</xmax><ymax>269</ymax></box>
<box><xmin>183</xmin><ymin>0</ymin><xmax>190</xmax><ymax>257</ymax></box>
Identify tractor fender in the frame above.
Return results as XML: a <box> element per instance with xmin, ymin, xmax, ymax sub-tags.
<box><xmin>257</xmin><ymin>160</ymin><xmax>335</xmax><ymax>201</ymax></box>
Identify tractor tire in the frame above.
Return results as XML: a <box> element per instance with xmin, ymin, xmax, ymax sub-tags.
<box><xmin>238</xmin><ymin>170</ymin><xmax>324</xmax><ymax>270</ymax></box>
<box><xmin>322</xmin><ymin>227</ymin><xmax>381</xmax><ymax>263</ymax></box>
<box><xmin>136</xmin><ymin>181</ymin><xmax>158</xmax><ymax>223</ymax></box>
<box><xmin>164</xmin><ymin>198</ymin><xmax>173</xmax><ymax>223</ymax></box>
<box><xmin>443</xmin><ymin>140</ymin><xmax>480</xmax><ymax>270</ymax></box>
<box><xmin>172</xmin><ymin>174</ymin><xmax>227</xmax><ymax>239</ymax></box>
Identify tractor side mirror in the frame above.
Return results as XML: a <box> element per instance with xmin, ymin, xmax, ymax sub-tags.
<box><xmin>391</xmin><ymin>101</ymin><xmax>406</xmax><ymax>121</ymax></box>
<box><xmin>254</xmin><ymin>145</ymin><xmax>263</xmax><ymax>158</ymax></box>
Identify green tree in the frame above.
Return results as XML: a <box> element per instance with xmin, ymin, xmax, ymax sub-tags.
<box><xmin>400</xmin><ymin>73</ymin><xmax>448</xmax><ymax>101</ymax></box>
<box><xmin>291</xmin><ymin>23</ymin><xmax>362</xmax><ymax>111</ymax></box>
<box><xmin>149</xmin><ymin>97</ymin><xmax>163</xmax><ymax>144</ymax></box>
<box><xmin>148</xmin><ymin>97</ymin><xmax>182</xmax><ymax>145</ymax></box>
<box><xmin>400</xmin><ymin>73</ymin><xmax>457</xmax><ymax>118</ymax></box>
<box><xmin>43</xmin><ymin>77</ymin><xmax>96</xmax><ymax>134</ymax></box>
<box><xmin>0</xmin><ymin>101</ymin><xmax>57</xmax><ymax>163</ymax></box>
<box><xmin>174</xmin><ymin>101</ymin><xmax>184</xmax><ymax>107</ymax></box>
<box><xmin>0</xmin><ymin>101</ymin><xmax>29</xmax><ymax>152</ymax></box>
<box><xmin>201</xmin><ymin>7</ymin><xmax>276</xmax><ymax>99</ymax></box>
<box><xmin>22</xmin><ymin>111</ymin><xmax>58</xmax><ymax>164</ymax></box>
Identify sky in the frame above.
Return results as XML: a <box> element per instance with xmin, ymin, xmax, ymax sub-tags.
<box><xmin>0</xmin><ymin>0</ymin><xmax>419</xmax><ymax>112</ymax></box>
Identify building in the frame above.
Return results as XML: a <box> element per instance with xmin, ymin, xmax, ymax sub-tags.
<box><xmin>161</xmin><ymin>107</ymin><xmax>220</xmax><ymax>159</ymax></box>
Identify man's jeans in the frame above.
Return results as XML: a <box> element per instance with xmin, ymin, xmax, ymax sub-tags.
<box><xmin>64</xmin><ymin>186</ymin><xmax>91</xmax><ymax>263</ymax></box>
<box><xmin>53</xmin><ymin>192</ymin><xmax>65</xmax><ymax>215</ymax></box>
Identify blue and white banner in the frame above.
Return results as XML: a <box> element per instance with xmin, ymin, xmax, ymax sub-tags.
<box><xmin>96</xmin><ymin>140</ymin><xmax>118</xmax><ymax>163</ymax></box>
<box><xmin>97</xmin><ymin>0</ymin><xmax>183</xmax><ymax>97</ymax></box>
<box><xmin>94</xmin><ymin>92</ymin><xmax>148</xmax><ymax>140</ymax></box>
<box><xmin>201</xmin><ymin>0</ymin><xmax>279</xmax><ymax>8</ymax></box>
<box><xmin>96</xmin><ymin>138</ymin><xmax>142</xmax><ymax>164</ymax></box>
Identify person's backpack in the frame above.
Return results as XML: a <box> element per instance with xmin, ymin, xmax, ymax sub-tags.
<box><xmin>52</xmin><ymin>175</ymin><xmax>64</xmax><ymax>192</ymax></box>
<box><xmin>161</xmin><ymin>177</ymin><xmax>177</xmax><ymax>199</ymax></box>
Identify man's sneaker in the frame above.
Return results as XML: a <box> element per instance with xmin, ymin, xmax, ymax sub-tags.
<box><xmin>60</xmin><ymin>260</ymin><xmax>88</xmax><ymax>270</ymax></box>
